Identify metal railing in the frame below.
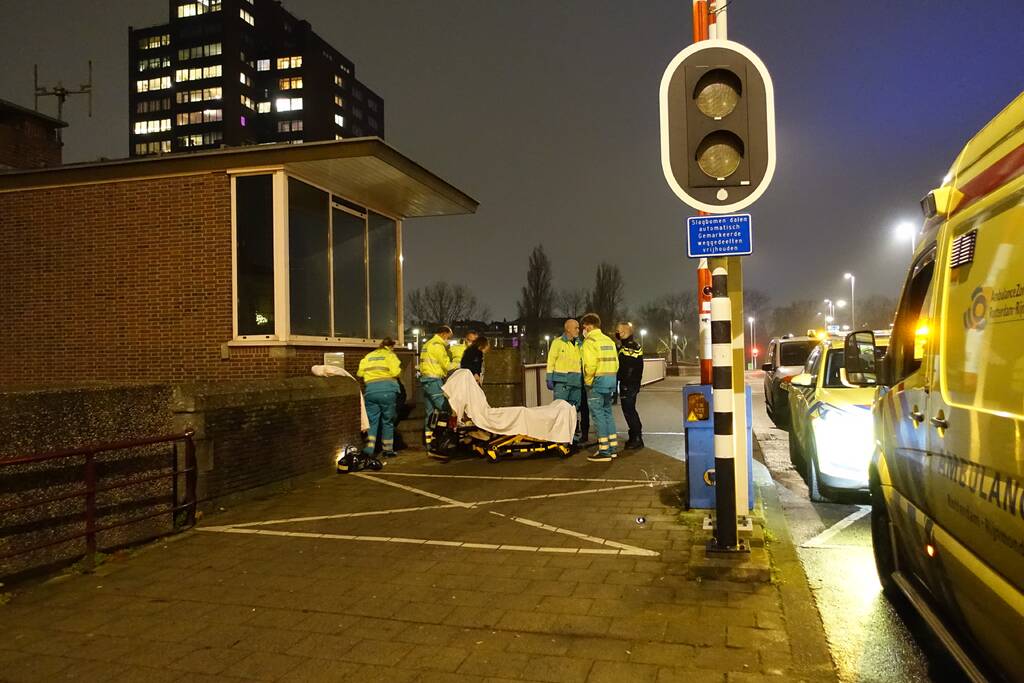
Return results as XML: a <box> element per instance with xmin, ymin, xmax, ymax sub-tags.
<box><xmin>0</xmin><ymin>430</ymin><xmax>197</xmax><ymax>573</ymax></box>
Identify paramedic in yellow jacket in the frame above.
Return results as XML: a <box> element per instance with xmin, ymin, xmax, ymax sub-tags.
<box><xmin>357</xmin><ymin>338</ymin><xmax>403</xmax><ymax>458</ymax></box>
<box><xmin>580</xmin><ymin>313</ymin><xmax>619</xmax><ymax>461</ymax></box>
<box><xmin>419</xmin><ymin>325</ymin><xmax>453</xmax><ymax>455</ymax></box>
<box><xmin>546</xmin><ymin>319</ymin><xmax>584</xmax><ymax>444</ymax></box>
<box><xmin>448</xmin><ymin>330</ymin><xmax>478</xmax><ymax>375</ymax></box>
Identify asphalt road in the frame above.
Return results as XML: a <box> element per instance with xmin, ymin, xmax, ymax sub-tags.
<box><xmin>746</xmin><ymin>370</ymin><xmax>964</xmax><ymax>683</ymax></box>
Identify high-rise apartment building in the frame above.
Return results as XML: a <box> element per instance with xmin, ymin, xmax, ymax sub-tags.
<box><xmin>129</xmin><ymin>0</ymin><xmax>384</xmax><ymax>157</ymax></box>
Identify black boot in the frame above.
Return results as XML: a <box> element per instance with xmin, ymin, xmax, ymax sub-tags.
<box><xmin>624</xmin><ymin>436</ymin><xmax>644</xmax><ymax>450</ymax></box>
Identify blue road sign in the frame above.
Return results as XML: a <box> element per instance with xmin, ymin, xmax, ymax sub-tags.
<box><xmin>686</xmin><ymin>214</ymin><xmax>752</xmax><ymax>258</ymax></box>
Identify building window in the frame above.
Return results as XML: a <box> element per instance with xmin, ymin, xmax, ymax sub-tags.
<box><xmin>136</xmin><ymin>98</ymin><xmax>171</xmax><ymax>113</ymax></box>
<box><xmin>257</xmin><ymin>59</ymin><xmax>270</xmax><ymax>71</ymax></box>
<box><xmin>136</xmin><ymin>77</ymin><xmax>172</xmax><ymax>92</ymax></box>
<box><xmin>133</xmin><ymin>118</ymin><xmax>172</xmax><ymax>134</ymax></box>
<box><xmin>279</xmin><ymin>77</ymin><xmax>303</xmax><ymax>90</ymax></box>
<box><xmin>278</xmin><ymin>120</ymin><xmax>303</xmax><ymax>133</ymax></box>
<box><xmin>353</xmin><ymin>107</ymin><xmax>363</xmax><ymax>120</ymax></box>
<box><xmin>239</xmin><ymin>72</ymin><xmax>252</xmax><ymax>87</ymax></box>
<box><xmin>275</xmin><ymin>97</ymin><xmax>303</xmax><ymax>112</ymax></box>
<box><xmin>134</xmin><ymin>140</ymin><xmax>172</xmax><ymax>155</ymax></box>
<box><xmin>368</xmin><ymin>100</ymin><xmax>379</xmax><ymax>112</ymax></box>
<box><xmin>138</xmin><ymin>56</ymin><xmax>171</xmax><ymax>72</ymax></box>
<box><xmin>334</xmin><ymin>95</ymin><xmax>344</xmax><ymax>108</ymax></box>
<box><xmin>138</xmin><ymin>34</ymin><xmax>170</xmax><ymax>50</ymax></box>
<box><xmin>277</xmin><ymin>56</ymin><xmax>302</xmax><ymax>70</ymax></box>
<box><xmin>289</xmin><ymin>179</ymin><xmax>331</xmax><ymax>336</ymax></box>
<box><xmin>176</xmin><ymin>87</ymin><xmax>222</xmax><ymax>103</ymax></box>
<box><xmin>331</xmin><ymin>206</ymin><xmax>367</xmax><ymax>338</ymax></box>
<box><xmin>175</xmin><ymin>109</ymin><xmax>223</xmax><ymax>126</ymax></box>
<box><xmin>175</xmin><ymin>65</ymin><xmax>222</xmax><ymax>82</ymax></box>
<box><xmin>235</xmin><ymin>175</ymin><xmax>275</xmax><ymax>336</ymax></box>
<box><xmin>177</xmin><ymin>42</ymin><xmax>222</xmax><ymax>61</ymax></box>
<box><xmin>240</xmin><ymin>9</ymin><xmax>255</xmax><ymax>26</ymax></box>
<box><xmin>178</xmin><ymin>131</ymin><xmax>223</xmax><ymax>148</ymax></box>
<box><xmin>334</xmin><ymin>74</ymin><xmax>344</xmax><ymax>87</ymax></box>
<box><xmin>240</xmin><ymin>94</ymin><xmax>255</xmax><ymax>110</ymax></box>
<box><xmin>368</xmin><ymin>212</ymin><xmax>398</xmax><ymax>339</ymax></box>
<box><xmin>334</xmin><ymin>114</ymin><xmax>344</xmax><ymax>128</ymax></box>
<box><xmin>178</xmin><ymin>0</ymin><xmax>222</xmax><ymax>18</ymax></box>
<box><xmin>257</xmin><ymin>101</ymin><xmax>271</xmax><ymax>114</ymax></box>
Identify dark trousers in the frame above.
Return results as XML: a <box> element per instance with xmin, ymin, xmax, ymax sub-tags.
<box><xmin>619</xmin><ymin>383</ymin><xmax>642</xmax><ymax>440</ymax></box>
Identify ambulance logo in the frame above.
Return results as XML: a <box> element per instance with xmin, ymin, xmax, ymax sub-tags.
<box><xmin>963</xmin><ymin>286</ymin><xmax>991</xmax><ymax>331</ymax></box>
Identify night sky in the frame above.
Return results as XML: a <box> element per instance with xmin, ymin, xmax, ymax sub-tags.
<box><xmin>2</xmin><ymin>1</ymin><xmax>1022</xmax><ymax>320</ymax></box>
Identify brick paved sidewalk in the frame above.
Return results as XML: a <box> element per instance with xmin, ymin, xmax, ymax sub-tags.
<box><xmin>0</xmin><ymin>447</ymin><xmax>830</xmax><ymax>682</ymax></box>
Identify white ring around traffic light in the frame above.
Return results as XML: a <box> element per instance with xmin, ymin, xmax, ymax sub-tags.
<box><xmin>659</xmin><ymin>39</ymin><xmax>776</xmax><ymax>215</ymax></box>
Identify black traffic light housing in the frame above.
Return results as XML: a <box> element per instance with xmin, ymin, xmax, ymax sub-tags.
<box><xmin>660</xmin><ymin>40</ymin><xmax>775</xmax><ymax>214</ymax></box>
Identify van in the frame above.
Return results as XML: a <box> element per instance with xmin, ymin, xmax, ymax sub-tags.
<box><xmin>844</xmin><ymin>92</ymin><xmax>1024</xmax><ymax>681</ymax></box>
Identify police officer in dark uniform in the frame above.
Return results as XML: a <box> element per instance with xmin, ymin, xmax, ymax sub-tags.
<box><xmin>616</xmin><ymin>322</ymin><xmax>645</xmax><ymax>450</ymax></box>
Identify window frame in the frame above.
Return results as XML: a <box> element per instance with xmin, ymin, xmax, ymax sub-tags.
<box><xmin>229</xmin><ymin>169</ymin><xmax>404</xmax><ymax>347</ymax></box>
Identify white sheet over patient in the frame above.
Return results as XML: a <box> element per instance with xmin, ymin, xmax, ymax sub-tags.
<box><xmin>442</xmin><ymin>369</ymin><xmax>577</xmax><ymax>443</ymax></box>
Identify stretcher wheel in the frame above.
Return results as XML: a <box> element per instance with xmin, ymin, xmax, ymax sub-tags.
<box><xmin>486</xmin><ymin>449</ymin><xmax>499</xmax><ymax>462</ymax></box>
<box><xmin>558</xmin><ymin>445</ymin><xmax>573</xmax><ymax>458</ymax></box>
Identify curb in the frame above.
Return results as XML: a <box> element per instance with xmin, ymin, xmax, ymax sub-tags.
<box><xmin>753</xmin><ymin>456</ymin><xmax>838</xmax><ymax>681</ymax></box>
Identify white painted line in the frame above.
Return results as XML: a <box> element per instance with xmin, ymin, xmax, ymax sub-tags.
<box><xmin>373</xmin><ymin>473</ymin><xmax>682</xmax><ymax>485</ymax></box>
<box><xmin>489</xmin><ymin>510</ymin><xmax>659</xmax><ymax>557</ymax></box>
<box><xmin>221</xmin><ymin>503</ymin><xmax>461</xmax><ymax>528</ymax></box>
<box><xmin>354</xmin><ymin>472</ymin><xmax>473</xmax><ymax>508</ymax></box>
<box><xmin>801</xmin><ymin>506</ymin><xmax>871</xmax><ymax>548</ymax></box>
<box><xmin>473</xmin><ymin>483</ymin><xmax>650</xmax><ymax>506</ymax></box>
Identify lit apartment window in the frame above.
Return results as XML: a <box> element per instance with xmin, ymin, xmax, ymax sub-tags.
<box><xmin>176</xmin><ymin>87</ymin><xmax>223</xmax><ymax>104</ymax></box>
<box><xmin>175</xmin><ymin>109</ymin><xmax>222</xmax><ymax>126</ymax></box>
<box><xmin>277</xmin><ymin>120</ymin><xmax>303</xmax><ymax>133</ymax></box>
<box><xmin>257</xmin><ymin>59</ymin><xmax>270</xmax><ymax>71</ymax></box>
<box><xmin>178</xmin><ymin>42</ymin><xmax>222</xmax><ymax>61</ymax></box>
<box><xmin>335</xmin><ymin>134</ymin><xmax>343</xmax><ymax>140</ymax></box>
<box><xmin>175</xmin><ymin>65</ymin><xmax>222</xmax><ymax>82</ymax></box>
<box><xmin>257</xmin><ymin>101</ymin><xmax>271</xmax><ymax>114</ymax></box>
<box><xmin>334</xmin><ymin>114</ymin><xmax>344</xmax><ymax>128</ymax></box>
<box><xmin>240</xmin><ymin>72</ymin><xmax>252</xmax><ymax>87</ymax></box>
<box><xmin>240</xmin><ymin>9</ymin><xmax>255</xmax><ymax>26</ymax></box>
<box><xmin>136</xmin><ymin>98</ymin><xmax>171</xmax><ymax>114</ymax></box>
<box><xmin>240</xmin><ymin>95</ymin><xmax>255</xmax><ymax>110</ymax></box>
<box><xmin>279</xmin><ymin>77</ymin><xmax>303</xmax><ymax>90</ymax></box>
<box><xmin>334</xmin><ymin>74</ymin><xmax>344</xmax><ymax>87</ymax></box>
<box><xmin>334</xmin><ymin>95</ymin><xmax>344</xmax><ymax>108</ymax></box>
<box><xmin>136</xmin><ymin>77</ymin><xmax>172</xmax><ymax>92</ymax></box>
<box><xmin>178</xmin><ymin>131</ymin><xmax>223</xmax><ymax>148</ymax></box>
<box><xmin>138</xmin><ymin>56</ymin><xmax>171</xmax><ymax>72</ymax></box>
<box><xmin>178</xmin><ymin>0</ymin><xmax>221</xmax><ymax>18</ymax></box>
<box><xmin>134</xmin><ymin>118</ymin><xmax>172</xmax><ymax>134</ymax></box>
<box><xmin>277</xmin><ymin>56</ymin><xmax>302</xmax><ymax>69</ymax></box>
<box><xmin>275</xmin><ymin>97</ymin><xmax>303</xmax><ymax>112</ymax></box>
<box><xmin>138</xmin><ymin>35</ymin><xmax>170</xmax><ymax>50</ymax></box>
<box><xmin>135</xmin><ymin>140</ymin><xmax>172</xmax><ymax>155</ymax></box>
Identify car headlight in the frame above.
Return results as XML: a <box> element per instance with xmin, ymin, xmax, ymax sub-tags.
<box><xmin>812</xmin><ymin>406</ymin><xmax>873</xmax><ymax>479</ymax></box>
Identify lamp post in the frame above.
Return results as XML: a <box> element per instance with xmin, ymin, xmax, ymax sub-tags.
<box><xmin>412</xmin><ymin>328</ymin><xmax>421</xmax><ymax>354</ymax></box>
<box><xmin>747</xmin><ymin>316</ymin><xmax>755</xmax><ymax>369</ymax></box>
<box><xmin>896</xmin><ymin>221</ymin><xmax>917</xmax><ymax>255</ymax></box>
<box><xmin>543</xmin><ymin>334</ymin><xmax>550</xmax><ymax>357</ymax></box>
<box><xmin>844</xmin><ymin>272</ymin><xmax>856</xmax><ymax>329</ymax></box>
<box><xmin>639</xmin><ymin>328</ymin><xmax>647</xmax><ymax>351</ymax></box>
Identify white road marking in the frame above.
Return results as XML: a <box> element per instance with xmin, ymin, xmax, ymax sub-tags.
<box><xmin>204</xmin><ymin>503</ymin><xmax>461</xmax><ymax>530</ymax></box>
<box><xmin>373</xmin><ymin>472</ymin><xmax>681</xmax><ymax>484</ymax></box>
<box><xmin>353</xmin><ymin>472</ymin><xmax>473</xmax><ymax>507</ymax></box>
<box><xmin>801</xmin><ymin>506</ymin><xmax>871</xmax><ymax>548</ymax></box>
<box><xmin>472</xmin><ymin>483</ymin><xmax>650</xmax><ymax>506</ymax></box>
<box><xmin>488</xmin><ymin>510</ymin><xmax>660</xmax><ymax>557</ymax></box>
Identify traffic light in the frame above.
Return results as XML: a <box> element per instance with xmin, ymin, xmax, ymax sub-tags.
<box><xmin>660</xmin><ymin>40</ymin><xmax>775</xmax><ymax>214</ymax></box>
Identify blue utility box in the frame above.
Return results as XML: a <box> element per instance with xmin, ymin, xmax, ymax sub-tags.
<box><xmin>683</xmin><ymin>383</ymin><xmax>754</xmax><ymax>510</ymax></box>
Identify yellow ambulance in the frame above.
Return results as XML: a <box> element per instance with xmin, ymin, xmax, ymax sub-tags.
<box><xmin>844</xmin><ymin>92</ymin><xmax>1024</xmax><ymax>680</ymax></box>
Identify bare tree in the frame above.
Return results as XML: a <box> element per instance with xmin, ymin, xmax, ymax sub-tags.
<box><xmin>555</xmin><ymin>288</ymin><xmax>588</xmax><ymax>319</ymax></box>
<box><xmin>516</xmin><ymin>245</ymin><xmax>555</xmax><ymax>322</ymax></box>
<box><xmin>857</xmin><ymin>294</ymin><xmax>898</xmax><ymax>330</ymax></box>
<box><xmin>586</xmin><ymin>262</ymin><xmax>625</xmax><ymax>331</ymax></box>
<box><xmin>638</xmin><ymin>292</ymin><xmax>698</xmax><ymax>362</ymax></box>
<box><xmin>407</xmin><ymin>281</ymin><xmax>488</xmax><ymax>326</ymax></box>
<box><xmin>767</xmin><ymin>299</ymin><xmax>820</xmax><ymax>339</ymax></box>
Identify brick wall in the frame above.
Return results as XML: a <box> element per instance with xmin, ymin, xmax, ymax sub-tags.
<box><xmin>0</xmin><ymin>173</ymin><xmax>413</xmax><ymax>387</ymax></box>
<box><xmin>0</xmin><ymin>117</ymin><xmax>61</xmax><ymax>170</ymax></box>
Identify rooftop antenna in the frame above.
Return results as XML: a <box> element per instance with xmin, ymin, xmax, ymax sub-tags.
<box><xmin>34</xmin><ymin>60</ymin><xmax>93</xmax><ymax>145</ymax></box>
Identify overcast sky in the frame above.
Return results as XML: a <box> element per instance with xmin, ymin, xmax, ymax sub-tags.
<box><xmin>2</xmin><ymin>1</ymin><xmax>1022</xmax><ymax>320</ymax></box>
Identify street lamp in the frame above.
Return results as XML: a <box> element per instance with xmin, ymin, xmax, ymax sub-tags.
<box><xmin>543</xmin><ymin>334</ymin><xmax>550</xmax><ymax>357</ymax></box>
<box><xmin>639</xmin><ymin>328</ymin><xmax>647</xmax><ymax>350</ymax></box>
<box><xmin>896</xmin><ymin>221</ymin><xmax>917</xmax><ymax>254</ymax></box>
<box><xmin>823</xmin><ymin>299</ymin><xmax>835</xmax><ymax>320</ymax></box>
<box><xmin>844</xmin><ymin>272</ymin><xmax>856</xmax><ymax>329</ymax></box>
<box><xmin>747</xmin><ymin>316</ymin><xmax>755</xmax><ymax>370</ymax></box>
<box><xmin>412</xmin><ymin>328</ymin><xmax>421</xmax><ymax>352</ymax></box>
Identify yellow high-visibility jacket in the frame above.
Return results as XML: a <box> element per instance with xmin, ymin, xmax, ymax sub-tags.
<box><xmin>582</xmin><ymin>328</ymin><xmax>619</xmax><ymax>389</ymax></box>
<box><xmin>357</xmin><ymin>347</ymin><xmax>402</xmax><ymax>384</ymax></box>
<box><xmin>449</xmin><ymin>343</ymin><xmax>467</xmax><ymax>370</ymax></box>
<box><xmin>547</xmin><ymin>335</ymin><xmax>582</xmax><ymax>384</ymax></box>
<box><xmin>419</xmin><ymin>334</ymin><xmax>451</xmax><ymax>379</ymax></box>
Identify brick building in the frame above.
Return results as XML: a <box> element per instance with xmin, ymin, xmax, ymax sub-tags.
<box><xmin>0</xmin><ymin>139</ymin><xmax>476</xmax><ymax>533</ymax></box>
<box><xmin>129</xmin><ymin>0</ymin><xmax>385</xmax><ymax>157</ymax></box>
<box><xmin>0</xmin><ymin>98</ymin><xmax>66</xmax><ymax>170</ymax></box>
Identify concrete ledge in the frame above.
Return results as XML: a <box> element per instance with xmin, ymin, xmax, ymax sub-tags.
<box><xmin>689</xmin><ymin>543</ymin><xmax>770</xmax><ymax>583</ymax></box>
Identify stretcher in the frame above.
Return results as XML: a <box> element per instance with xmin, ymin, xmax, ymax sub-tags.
<box><xmin>430</xmin><ymin>370</ymin><xmax>577</xmax><ymax>462</ymax></box>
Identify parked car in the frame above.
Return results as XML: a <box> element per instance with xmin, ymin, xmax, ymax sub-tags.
<box><xmin>843</xmin><ymin>91</ymin><xmax>1024</xmax><ymax>681</ymax></box>
<box><xmin>761</xmin><ymin>335</ymin><xmax>818</xmax><ymax>428</ymax></box>
<box><xmin>786</xmin><ymin>334</ymin><xmax>888</xmax><ymax>502</ymax></box>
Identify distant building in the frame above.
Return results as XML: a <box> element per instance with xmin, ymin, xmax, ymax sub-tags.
<box><xmin>0</xmin><ymin>98</ymin><xmax>66</xmax><ymax>170</ymax></box>
<box><xmin>129</xmin><ymin>0</ymin><xmax>385</xmax><ymax>158</ymax></box>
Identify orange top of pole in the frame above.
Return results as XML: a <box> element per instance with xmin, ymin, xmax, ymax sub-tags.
<box><xmin>692</xmin><ymin>1</ymin><xmax>710</xmax><ymax>43</ymax></box>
